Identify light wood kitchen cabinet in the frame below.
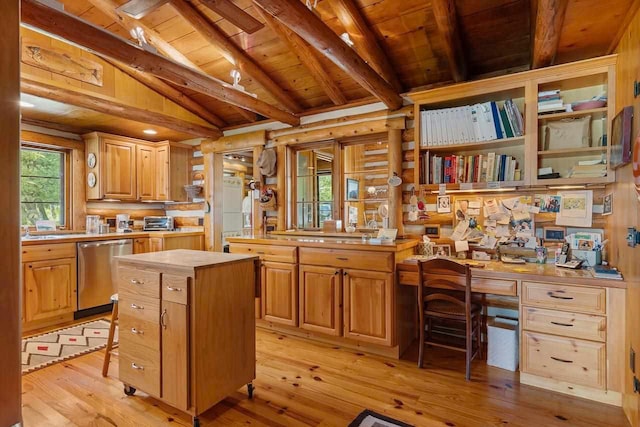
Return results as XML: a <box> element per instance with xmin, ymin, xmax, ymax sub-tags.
<box><xmin>343</xmin><ymin>269</ymin><xmax>393</xmax><ymax>346</ymax></box>
<box><xmin>133</xmin><ymin>237</ymin><xmax>150</xmax><ymax>254</ymax></box>
<box><xmin>137</xmin><ymin>145</ymin><xmax>156</xmax><ymax>201</ymax></box>
<box><xmin>261</xmin><ymin>261</ymin><xmax>298</xmax><ymax>326</ymax></box>
<box><xmin>103</xmin><ymin>138</ymin><xmax>137</xmax><ymax>200</ymax></box>
<box><xmin>299</xmin><ymin>265</ymin><xmax>342</xmax><ymax>336</ymax></box>
<box><xmin>115</xmin><ymin>250</ymin><xmax>258</xmax><ymax>426</ymax></box>
<box><xmin>155</xmin><ymin>145</ymin><xmax>169</xmax><ymax>201</ymax></box>
<box><xmin>148</xmin><ymin>235</ymin><xmax>204</xmax><ymax>252</ymax></box>
<box><xmin>23</xmin><ymin>257</ymin><xmax>76</xmax><ymax>323</ymax></box>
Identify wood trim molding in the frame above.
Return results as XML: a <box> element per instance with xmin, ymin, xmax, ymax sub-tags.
<box><xmin>431</xmin><ymin>0</ymin><xmax>467</xmax><ymax>82</ymax></box>
<box><xmin>21</xmin><ymin>129</ymin><xmax>83</xmax><ymax>150</ymax></box>
<box><xmin>532</xmin><ymin>0</ymin><xmax>569</xmax><ymax>68</ymax></box>
<box><xmin>201</xmin><ymin>130</ymin><xmax>267</xmax><ymax>154</ymax></box>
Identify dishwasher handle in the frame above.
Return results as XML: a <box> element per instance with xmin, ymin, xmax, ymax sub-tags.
<box><xmin>78</xmin><ymin>239</ymin><xmax>132</xmax><ymax>249</ymax></box>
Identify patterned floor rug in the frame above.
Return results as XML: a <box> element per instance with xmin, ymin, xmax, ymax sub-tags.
<box><xmin>22</xmin><ymin>319</ymin><xmax>118</xmax><ymax>374</ymax></box>
<box><xmin>348</xmin><ymin>410</ymin><xmax>413</xmax><ymax>427</ymax></box>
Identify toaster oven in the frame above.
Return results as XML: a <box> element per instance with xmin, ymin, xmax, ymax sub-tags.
<box><xmin>143</xmin><ymin>216</ymin><xmax>175</xmax><ymax>231</ymax></box>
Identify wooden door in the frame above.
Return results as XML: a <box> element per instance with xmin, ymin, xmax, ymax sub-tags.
<box><xmin>161</xmin><ymin>300</ymin><xmax>189</xmax><ymax>411</ymax></box>
<box><xmin>155</xmin><ymin>145</ymin><xmax>170</xmax><ymax>201</ymax></box>
<box><xmin>261</xmin><ymin>261</ymin><xmax>298</xmax><ymax>326</ymax></box>
<box><xmin>23</xmin><ymin>258</ymin><xmax>76</xmax><ymax>322</ymax></box>
<box><xmin>343</xmin><ymin>269</ymin><xmax>393</xmax><ymax>346</ymax></box>
<box><xmin>137</xmin><ymin>145</ymin><xmax>156</xmax><ymax>200</ymax></box>
<box><xmin>149</xmin><ymin>237</ymin><xmax>164</xmax><ymax>252</ymax></box>
<box><xmin>133</xmin><ymin>238</ymin><xmax>150</xmax><ymax>254</ymax></box>
<box><xmin>299</xmin><ymin>265</ymin><xmax>342</xmax><ymax>336</ymax></box>
<box><xmin>103</xmin><ymin>138</ymin><xmax>137</xmax><ymax>200</ymax></box>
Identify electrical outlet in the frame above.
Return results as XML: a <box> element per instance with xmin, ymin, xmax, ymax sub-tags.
<box><xmin>627</xmin><ymin>227</ymin><xmax>640</xmax><ymax>247</ymax></box>
<box><xmin>632</xmin><ymin>347</ymin><xmax>636</xmax><ymax>373</ymax></box>
<box><xmin>634</xmin><ymin>377</ymin><xmax>640</xmax><ymax>393</ymax></box>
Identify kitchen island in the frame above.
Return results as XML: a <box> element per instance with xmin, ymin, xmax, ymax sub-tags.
<box><xmin>114</xmin><ymin>249</ymin><xmax>259</xmax><ymax>427</ymax></box>
<box><xmin>227</xmin><ymin>234</ymin><xmax>419</xmax><ymax>358</ymax></box>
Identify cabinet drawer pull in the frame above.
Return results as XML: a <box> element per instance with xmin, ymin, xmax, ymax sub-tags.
<box><xmin>131</xmin><ymin>362</ymin><xmax>144</xmax><ymax>370</ymax></box>
<box><xmin>130</xmin><ymin>303</ymin><xmax>144</xmax><ymax>310</ymax></box>
<box><xmin>130</xmin><ymin>327</ymin><xmax>144</xmax><ymax>335</ymax></box>
<box><xmin>130</xmin><ymin>279</ymin><xmax>145</xmax><ymax>285</ymax></box>
<box><xmin>550</xmin><ymin>356</ymin><xmax>573</xmax><ymax>363</ymax></box>
<box><xmin>256</xmin><ymin>251</ymin><xmax>265</xmax><ymax>254</ymax></box>
<box><xmin>161</xmin><ymin>309</ymin><xmax>168</xmax><ymax>329</ymax></box>
<box><xmin>336</xmin><ymin>257</ymin><xmax>349</xmax><ymax>261</ymax></box>
<box><xmin>547</xmin><ymin>292</ymin><xmax>573</xmax><ymax>300</ymax></box>
<box><xmin>166</xmin><ymin>286</ymin><xmax>182</xmax><ymax>292</ymax></box>
<box><xmin>550</xmin><ymin>321</ymin><xmax>573</xmax><ymax>327</ymax></box>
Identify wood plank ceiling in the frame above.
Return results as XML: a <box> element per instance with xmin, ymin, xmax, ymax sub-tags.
<box><xmin>22</xmin><ymin>0</ymin><xmax>635</xmax><ymax>136</ymax></box>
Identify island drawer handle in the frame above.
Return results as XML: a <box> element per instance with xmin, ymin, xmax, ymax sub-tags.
<box><xmin>166</xmin><ymin>286</ymin><xmax>182</xmax><ymax>292</ymax></box>
<box><xmin>336</xmin><ymin>257</ymin><xmax>349</xmax><ymax>261</ymax></box>
<box><xmin>130</xmin><ymin>279</ymin><xmax>145</xmax><ymax>285</ymax></box>
<box><xmin>131</xmin><ymin>362</ymin><xmax>144</xmax><ymax>370</ymax></box>
<box><xmin>550</xmin><ymin>321</ymin><xmax>573</xmax><ymax>327</ymax></box>
<box><xmin>548</xmin><ymin>293</ymin><xmax>573</xmax><ymax>300</ymax></box>
<box><xmin>130</xmin><ymin>328</ymin><xmax>144</xmax><ymax>335</ymax></box>
<box><xmin>130</xmin><ymin>303</ymin><xmax>144</xmax><ymax>310</ymax></box>
<box><xmin>256</xmin><ymin>251</ymin><xmax>265</xmax><ymax>254</ymax></box>
<box><xmin>161</xmin><ymin>309</ymin><xmax>168</xmax><ymax>329</ymax></box>
<box><xmin>550</xmin><ymin>356</ymin><xmax>573</xmax><ymax>363</ymax></box>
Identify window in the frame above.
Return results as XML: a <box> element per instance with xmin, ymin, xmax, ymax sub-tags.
<box><xmin>294</xmin><ymin>146</ymin><xmax>335</xmax><ymax>229</ymax></box>
<box><xmin>21</xmin><ymin>147</ymin><xmax>66</xmax><ymax>226</ymax></box>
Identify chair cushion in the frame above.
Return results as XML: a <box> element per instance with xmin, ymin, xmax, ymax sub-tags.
<box><xmin>426</xmin><ymin>300</ymin><xmax>481</xmax><ymax>316</ymax></box>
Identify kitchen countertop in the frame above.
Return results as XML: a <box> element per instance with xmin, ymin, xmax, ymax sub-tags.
<box><xmin>226</xmin><ymin>234</ymin><xmax>418</xmax><ymax>252</ymax></box>
<box><xmin>115</xmin><ymin>249</ymin><xmax>257</xmax><ymax>271</ymax></box>
<box><xmin>21</xmin><ymin>230</ymin><xmax>204</xmax><ymax>246</ymax></box>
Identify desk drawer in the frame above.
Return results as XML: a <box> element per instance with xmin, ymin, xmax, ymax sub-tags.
<box><xmin>522</xmin><ymin>281</ymin><xmax>605</xmax><ymax>314</ymax></box>
<box><xmin>230</xmin><ymin>243</ymin><xmax>297</xmax><ymax>263</ymax></box>
<box><xmin>118</xmin><ymin>267</ymin><xmax>160</xmax><ymax>299</ymax></box>
<box><xmin>119</xmin><ymin>340</ymin><xmax>160</xmax><ymax>397</ymax></box>
<box><xmin>522</xmin><ymin>307</ymin><xmax>606</xmax><ymax>342</ymax></box>
<box><xmin>119</xmin><ymin>293</ymin><xmax>160</xmax><ymax>323</ymax></box>
<box><xmin>522</xmin><ymin>331</ymin><xmax>606</xmax><ymax>389</ymax></box>
<box><xmin>119</xmin><ymin>315</ymin><xmax>160</xmax><ymax>351</ymax></box>
<box><xmin>423</xmin><ymin>274</ymin><xmax>517</xmax><ymax>296</ymax></box>
<box><xmin>22</xmin><ymin>243</ymin><xmax>76</xmax><ymax>262</ymax></box>
<box><xmin>299</xmin><ymin>248</ymin><xmax>393</xmax><ymax>272</ymax></box>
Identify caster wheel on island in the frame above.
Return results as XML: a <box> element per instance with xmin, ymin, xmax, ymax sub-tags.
<box><xmin>124</xmin><ymin>385</ymin><xmax>136</xmax><ymax>396</ymax></box>
<box><xmin>247</xmin><ymin>382</ymin><xmax>254</xmax><ymax>399</ymax></box>
<box><xmin>193</xmin><ymin>417</ymin><xmax>200</xmax><ymax>427</ymax></box>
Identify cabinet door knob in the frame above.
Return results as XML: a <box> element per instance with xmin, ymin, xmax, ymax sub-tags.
<box><xmin>130</xmin><ymin>327</ymin><xmax>144</xmax><ymax>335</ymax></box>
<box><xmin>166</xmin><ymin>286</ymin><xmax>182</xmax><ymax>292</ymax></box>
<box><xmin>343</xmin><ymin>271</ymin><xmax>348</xmax><ymax>276</ymax></box>
<box><xmin>335</xmin><ymin>270</ymin><xmax>339</xmax><ymax>275</ymax></box>
<box><xmin>131</xmin><ymin>362</ymin><xmax>144</xmax><ymax>370</ymax></box>
<box><xmin>130</xmin><ymin>303</ymin><xmax>144</xmax><ymax>310</ymax></box>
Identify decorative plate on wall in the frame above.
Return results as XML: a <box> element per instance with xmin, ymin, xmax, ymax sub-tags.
<box><xmin>87</xmin><ymin>152</ymin><xmax>96</xmax><ymax>169</ymax></box>
<box><xmin>87</xmin><ymin>172</ymin><xmax>96</xmax><ymax>188</ymax></box>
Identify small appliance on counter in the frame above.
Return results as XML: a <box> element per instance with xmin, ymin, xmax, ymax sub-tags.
<box><xmin>116</xmin><ymin>213</ymin><xmax>131</xmax><ymax>233</ymax></box>
<box><xmin>86</xmin><ymin>215</ymin><xmax>101</xmax><ymax>234</ymax></box>
<box><xmin>143</xmin><ymin>216</ymin><xmax>174</xmax><ymax>231</ymax></box>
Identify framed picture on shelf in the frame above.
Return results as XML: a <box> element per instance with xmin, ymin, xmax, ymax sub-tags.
<box><xmin>346</xmin><ymin>178</ymin><xmax>359</xmax><ymax>201</ymax></box>
<box><xmin>436</xmin><ymin>195</ymin><xmax>451</xmax><ymax>213</ymax></box>
<box><xmin>433</xmin><ymin>244</ymin><xmax>451</xmax><ymax>257</ymax></box>
<box><xmin>543</xmin><ymin>226</ymin><xmax>566</xmax><ymax>242</ymax></box>
<box><xmin>603</xmin><ymin>193</ymin><xmax>613</xmax><ymax>215</ymax></box>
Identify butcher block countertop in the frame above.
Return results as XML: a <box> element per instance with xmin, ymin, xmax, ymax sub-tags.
<box><xmin>21</xmin><ymin>230</ymin><xmax>204</xmax><ymax>246</ymax></box>
<box><xmin>226</xmin><ymin>234</ymin><xmax>419</xmax><ymax>252</ymax></box>
<box><xmin>115</xmin><ymin>249</ymin><xmax>258</xmax><ymax>272</ymax></box>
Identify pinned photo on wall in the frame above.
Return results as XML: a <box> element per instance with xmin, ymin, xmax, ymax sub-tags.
<box><xmin>556</xmin><ymin>190</ymin><xmax>593</xmax><ymax>227</ymax></box>
<box><xmin>436</xmin><ymin>195</ymin><xmax>451</xmax><ymax>213</ymax></box>
<box><xmin>535</xmin><ymin>194</ymin><xmax>561</xmax><ymax>213</ymax></box>
<box><xmin>603</xmin><ymin>193</ymin><xmax>613</xmax><ymax>216</ymax></box>
<box><xmin>454</xmin><ymin>197</ymin><xmax>482</xmax><ymax>225</ymax></box>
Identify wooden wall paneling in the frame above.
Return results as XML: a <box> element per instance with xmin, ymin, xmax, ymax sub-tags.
<box><xmin>276</xmin><ymin>145</ymin><xmax>286</xmax><ymax>231</ymax></box>
<box><xmin>252</xmin><ymin>0</ymin><xmax>402</xmax><ymax>110</ymax></box>
<box><xmin>212</xmin><ymin>152</ymin><xmax>224</xmax><ymax>252</ymax></box>
<box><xmin>0</xmin><ymin>0</ymin><xmax>21</xmax><ymax>424</ymax></box>
<box><xmin>71</xmin><ymin>144</ymin><xmax>87</xmax><ymax>230</ymax></box>
<box><xmin>431</xmin><ymin>0</ymin><xmax>467</xmax><ymax>82</ymax></box>
<box><xmin>532</xmin><ymin>0</ymin><xmax>569</xmax><ymax>68</ymax></box>
<box><xmin>388</xmin><ymin>128</ymin><xmax>403</xmax><ymax>235</ymax></box>
<box><xmin>201</xmin><ymin>130</ymin><xmax>266</xmax><ymax>154</ymax></box>
<box><xmin>253</xmin><ymin>145</ymin><xmax>265</xmax><ymax>236</ymax></box>
<box><xmin>170</xmin><ymin>0</ymin><xmax>302</xmax><ymax>113</ymax></box>
<box><xmin>254</xmin><ymin>5</ymin><xmax>346</xmax><ymax>106</ymax></box>
<box><xmin>22</xmin><ymin>0</ymin><xmax>299</xmax><ymax>126</ymax></box>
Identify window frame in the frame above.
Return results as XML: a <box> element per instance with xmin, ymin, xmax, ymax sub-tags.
<box><xmin>20</xmin><ymin>143</ymin><xmax>71</xmax><ymax>229</ymax></box>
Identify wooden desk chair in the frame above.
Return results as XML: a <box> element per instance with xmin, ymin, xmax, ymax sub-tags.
<box><xmin>102</xmin><ymin>293</ymin><xmax>119</xmax><ymax>377</ymax></box>
<box><xmin>400</xmin><ymin>258</ymin><xmax>483</xmax><ymax>380</ymax></box>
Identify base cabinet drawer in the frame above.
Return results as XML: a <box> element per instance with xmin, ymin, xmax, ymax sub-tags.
<box><xmin>119</xmin><ymin>341</ymin><xmax>161</xmax><ymax>397</ymax></box>
<box><xmin>522</xmin><ymin>307</ymin><xmax>606</xmax><ymax>342</ymax></box>
<box><xmin>299</xmin><ymin>248</ymin><xmax>393</xmax><ymax>272</ymax></box>
<box><xmin>522</xmin><ymin>331</ymin><xmax>606</xmax><ymax>389</ymax></box>
<box><xmin>230</xmin><ymin>243</ymin><xmax>297</xmax><ymax>263</ymax></box>
<box><xmin>521</xmin><ymin>281</ymin><xmax>606</xmax><ymax>314</ymax></box>
<box><xmin>119</xmin><ymin>293</ymin><xmax>160</xmax><ymax>323</ymax></box>
<box><xmin>118</xmin><ymin>267</ymin><xmax>160</xmax><ymax>298</ymax></box>
<box><xmin>119</xmin><ymin>315</ymin><xmax>160</xmax><ymax>350</ymax></box>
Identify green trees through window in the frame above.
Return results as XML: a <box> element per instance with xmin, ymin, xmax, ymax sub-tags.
<box><xmin>21</xmin><ymin>147</ymin><xmax>65</xmax><ymax>226</ymax></box>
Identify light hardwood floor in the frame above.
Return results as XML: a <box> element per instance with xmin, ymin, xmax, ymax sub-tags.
<box><xmin>21</xmin><ymin>325</ymin><xmax>628</xmax><ymax>426</ymax></box>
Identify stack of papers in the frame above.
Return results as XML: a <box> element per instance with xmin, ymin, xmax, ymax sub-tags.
<box><xmin>538</xmin><ymin>90</ymin><xmax>565</xmax><ymax>114</ymax></box>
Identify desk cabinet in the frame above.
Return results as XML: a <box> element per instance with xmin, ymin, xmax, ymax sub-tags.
<box><xmin>262</xmin><ymin>261</ymin><xmax>298</xmax><ymax>326</ymax></box>
<box><xmin>299</xmin><ymin>265</ymin><xmax>342</xmax><ymax>336</ymax></box>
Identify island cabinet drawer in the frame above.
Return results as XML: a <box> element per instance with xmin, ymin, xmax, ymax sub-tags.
<box><xmin>230</xmin><ymin>243</ymin><xmax>297</xmax><ymax>263</ymax></box>
<box><xmin>118</xmin><ymin>267</ymin><xmax>160</xmax><ymax>298</ymax></box>
<box><xmin>119</xmin><ymin>341</ymin><xmax>160</xmax><ymax>397</ymax></box>
<box><xmin>119</xmin><ymin>293</ymin><xmax>161</xmax><ymax>323</ymax></box>
<box><xmin>119</xmin><ymin>315</ymin><xmax>160</xmax><ymax>351</ymax></box>
<box><xmin>22</xmin><ymin>243</ymin><xmax>76</xmax><ymax>262</ymax></box>
<box><xmin>522</xmin><ymin>307</ymin><xmax>606</xmax><ymax>342</ymax></box>
<box><xmin>522</xmin><ymin>331</ymin><xmax>606</xmax><ymax>389</ymax></box>
<box><xmin>423</xmin><ymin>274</ymin><xmax>517</xmax><ymax>296</ymax></box>
<box><xmin>162</xmin><ymin>275</ymin><xmax>189</xmax><ymax>305</ymax></box>
<box><xmin>299</xmin><ymin>248</ymin><xmax>393</xmax><ymax>272</ymax></box>
<box><xmin>521</xmin><ymin>281</ymin><xmax>605</xmax><ymax>314</ymax></box>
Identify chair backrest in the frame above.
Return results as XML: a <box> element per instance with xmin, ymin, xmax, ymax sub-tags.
<box><xmin>418</xmin><ymin>258</ymin><xmax>472</xmax><ymax>318</ymax></box>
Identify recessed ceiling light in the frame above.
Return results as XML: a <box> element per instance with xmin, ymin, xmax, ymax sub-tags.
<box><xmin>143</xmin><ymin>129</ymin><xmax>157</xmax><ymax>135</ymax></box>
<box><xmin>19</xmin><ymin>101</ymin><xmax>35</xmax><ymax>108</ymax></box>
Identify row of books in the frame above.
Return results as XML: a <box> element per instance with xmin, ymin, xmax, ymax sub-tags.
<box><xmin>420</xmin><ymin>151</ymin><xmax>521</xmax><ymax>184</ymax></box>
<box><xmin>419</xmin><ymin>100</ymin><xmax>524</xmax><ymax>147</ymax></box>
<box><xmin>538</xmin><ymin>89</ymin><xmax>565</xmax><ymax>114</ymax></box>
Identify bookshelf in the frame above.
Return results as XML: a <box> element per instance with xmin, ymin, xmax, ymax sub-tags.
<box><xmin>408</xmin><ymin>55</ymin><xmax>617</xmax><ymax>192</ymax></box>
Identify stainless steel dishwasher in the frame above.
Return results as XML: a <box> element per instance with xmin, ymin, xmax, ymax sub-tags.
<box><xmin>77</xmin><ymin>239</ymin><xmax>133</xmax><ymax>316</ymax></box>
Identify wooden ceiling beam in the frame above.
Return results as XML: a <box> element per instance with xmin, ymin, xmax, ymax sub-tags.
<box><xmin>21</xmin><ymin>78</ymin><xmax>223</xmax><ymax>139</ymax></box>
<box><xmin>85</xmin><ymin>0</ymin><xmax>257</xmax><ymax>123</ymax></box>
<box><xmin>327</xmin><ymin>0</ymin><xmax>402</xmax><ymax>91</ymax></box>
<box><xmin>169</xmin><ymin>0</ymin><xmax>302</xmax><ymax>113</ymax></box>
<box><xmin>104</xmin><ymin>58</ymin><xmax>227</xmax><ymax>128</ymax></box>
<box><xmin>21</xmin><ymin>0</ymin><xmax>300</xmax><ymax>126</ymax></box>
<box><xmin>199</xmin><ymin>0</ymin><xmax>264</xmax><ymax>34</ymax></box>
<box><xmin>532</xmin><ymin>0</ymin><xmax>568</xmax><ymax>68</ymax></box>
<box><xmin>252</xmin><ymin>0</ymin><xmax>402</xmax><ymax>111</ymax></box>
<box><xmin>21</xmin><ymin>117</ymin><xmax>91</xmax><ymax>135</ymax></box>
<box><xmin>431</xmin><ymin>0</ymin><xmax>467</xmax><ymax>82</ymax></box>
<box><xmin>253</xmin><ymin>6</ymin><xmax>346</xmax><ymax>106</ymax></box>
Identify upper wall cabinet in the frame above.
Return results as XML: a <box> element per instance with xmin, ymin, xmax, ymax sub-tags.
<box><xmin>408</xmin><ymin>56</ymin><xmax>617</xmax><ymax>190</ymax></box>
<box><xmin>84</xmin><ymin>132</ymin><xmax>191</xmax><ymax>202</ymax></box>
